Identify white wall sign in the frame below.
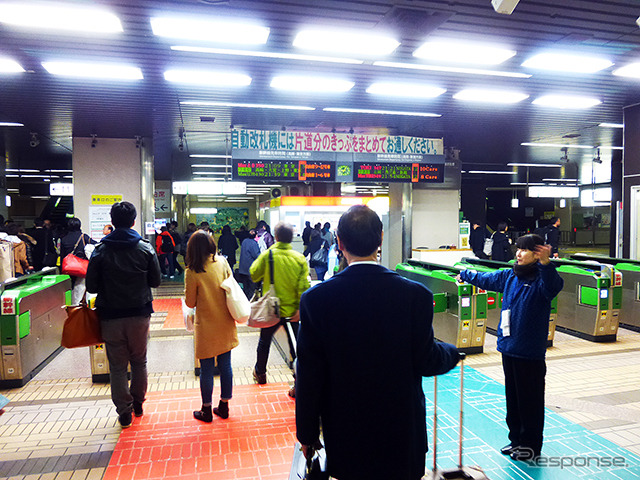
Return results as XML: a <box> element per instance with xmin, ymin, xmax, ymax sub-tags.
<box><xmin>154</xmin><ymin>189</ymin><xmax>170</xmax><ymax>213</ymax></box>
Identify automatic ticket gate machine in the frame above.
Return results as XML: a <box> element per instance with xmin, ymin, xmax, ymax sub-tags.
<box><xmin>396</xmin><ymin>260</ymin><xmax>487</xmax><ymax>354</ymax></box>
<box><xmin>0</xmin><ymin>268</ymin><xmax>72</xmax><ymax>388</ymax></box>
<box><xmin>462</xmin><ymin>257</ymin><xmax>621</xmax><ymax>342</ymax></box>
<box><xmin>455</xmin><ymin>259</ymin><xmax>558</xmax><ymax>347</ymax></box>
<box><xmin>571</xmin><ymin>254</ymin><xmax>640</xmax><ymax>332</ymax></box>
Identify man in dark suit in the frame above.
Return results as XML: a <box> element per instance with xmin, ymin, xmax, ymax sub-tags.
<box><xmin>296</xmin><ymin>205</ymin><xmax>460</xmax><ymax>480</ymax></box>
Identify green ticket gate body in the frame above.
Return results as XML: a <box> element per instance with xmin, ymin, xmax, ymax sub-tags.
<box><xmin>455</xmin><ymin>260</ymin><xmax>558</xmax><ymax>347</ymax></box>
<box><xmin>463</xmin><ymin>257</ymin><xmax>620</xmax><ymax>342</ymax></box>
<box><xmin>0</xmin><ymin>269</ymin><xmax>72</xmax><ymax>388</ymax></box>
<box><xmin>571</xmin><ymin>254</ymin><xmax>640</xmax><ymax>332</ymax></box>
<box><xmin>396</xmin><ymin>261</ymin><xmax>487</xmax><ymax>354</ymax></box>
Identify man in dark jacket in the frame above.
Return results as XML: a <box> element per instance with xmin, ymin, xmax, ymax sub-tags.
<box><xmin>492</xmin><ymin>222</ymin><xmax>514</xmax><ymax>262</ymax></box>
<box><xmin>469</xmin><ymin>221</ymin><xmax>489</xmax><ymax>259</ymax></box>
<box><xmin>86</xmin><ymin>201</ymin><xmax>162</xmax><ymax>428</ymax></box>
<box><xmin>27</xmin><ymin>218</ymin><xmax>56</xmax><ymax>270</ymax></box>
<box><xmin>546</xmin><ymin>217</ymin><xmax>561</xmax><ymax>258</ymax></box>
<box><xmin>296</xmin><ymin>205</ymin><xmax>459</xmax><ymax>480</ymax></box>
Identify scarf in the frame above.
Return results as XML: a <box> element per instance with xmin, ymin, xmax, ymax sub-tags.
<box><xmin>513</xmin><ymin>262</ymin><xmax>539</xmax><ymax>281</ymax></box>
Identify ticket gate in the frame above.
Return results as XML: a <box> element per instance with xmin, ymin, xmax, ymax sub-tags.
<box><xmin>396</xmin><ymin>260</ymin><xmax>487</xmax><ymax>354</ymax></box>
<box><xmin>455</xmin><ymin>259</ymin><xmax>557</xmax><ymax>347</ymax></box>
<box><xmin>571</xmin><ymin>254</ymin><xmax>640</xmax><ymax>332</ymax></box>
<box><xmin>462</xmin><ymin>257</ymin><xmax>621</xmax><ymax>342</ymax></box>
<box><xmin>0</xmin><ymin>268</ymin><xmax>72</xmax><ymax>388</ymax></box>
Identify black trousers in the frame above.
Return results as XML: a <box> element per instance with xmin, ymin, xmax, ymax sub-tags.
<box><xmin>502</xmin><ymin>354</ymin><xmax>546</xmax><ymax>455</ymax></box>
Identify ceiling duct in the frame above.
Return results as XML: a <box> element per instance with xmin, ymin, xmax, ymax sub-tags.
<box><xmin>377</xmin><ymin>6</ymin><xmax>454</xmax><ymax>38</ymax></box>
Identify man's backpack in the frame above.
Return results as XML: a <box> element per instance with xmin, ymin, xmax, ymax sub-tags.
<box><xmin>160</xmin><ymin>234</ymin><xmax>175</xmax><ymax>253</ymax></box>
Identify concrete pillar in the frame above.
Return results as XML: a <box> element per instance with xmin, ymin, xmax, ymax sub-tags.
<box><xmin>388</xmin><ymin>183</ymin><xmax>412</xmax><ymax>268</ymax></box>
<box><xmin>72</xmin><ymin>137</ymin><xmax>153</xmax><ymax>239</ymax></box>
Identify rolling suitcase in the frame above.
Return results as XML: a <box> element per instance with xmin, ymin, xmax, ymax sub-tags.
<box><xmin>431</xmin><ymin>352</ymin><xmax>490</xmax><ymax>480</ymax></box>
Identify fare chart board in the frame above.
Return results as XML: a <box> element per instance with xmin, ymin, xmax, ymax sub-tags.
<box><xmin>231</xmin><ymin>129</ymin><xmax>445</xmax><ymax>183</ymax></box>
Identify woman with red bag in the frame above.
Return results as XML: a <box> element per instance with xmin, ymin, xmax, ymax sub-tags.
<box><xmin>60</xmin><ymin>217</ymin><xmax>96</xmax><ymax>304</ymax></box>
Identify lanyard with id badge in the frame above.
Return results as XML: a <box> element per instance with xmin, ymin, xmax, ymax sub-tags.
<box><xmin>501</xmin><ymin>282</ymin><xmax>529</xmax><ymax>337</ymax></box>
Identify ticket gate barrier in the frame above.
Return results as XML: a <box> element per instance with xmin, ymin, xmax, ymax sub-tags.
<box><xmin>463</xmin><ymin>257</ymin><xmax>621</xmax><ymax>342</ymax></box>
<box><xmin>455</xmin><ymin>259</ymin><xmax>558</xmax><ymax>347</ymax></box>
<box><xmin>570</xmin><ymin>254</ymin><xmax>640</xmax><ymax>332</ymax></box>
<box><xmin>0</xmin><ymin>268</ymin><xmax>72</xmax><ymax>388</ymax></box>
<box><xmin>396</xmin><ymin>260</ymin><xmax>487</xmax><ymax>354</ymax></box>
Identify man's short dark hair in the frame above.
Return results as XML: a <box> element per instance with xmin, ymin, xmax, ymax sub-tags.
<box><xmin>110</xmin><ymin>201</ymin><xmax>137</xmax><ymax>228</ymax></box>
<box><xmin>550</xmin><ymin>217</ymin><xmax>559</xmax><ymax>225</ymax></box>
<box><xmin>273</xmin><ymin>222</ymin><xmax>293</xmax><ymax>243</ymax></box>
<box><xmin>34</xmin><ymin>218</ymin><xmax>44</xmax><ymax>227</ymax></box>
<box><xmin>67</xmin><ymin>217</ymin><xmax>81</xmax><ymax>231</ymax></box>
<box><xmin>497</xmin><ymin>221</ymin><xmax>508</xmax><ymax>232</ymax></box>
<box><xmin>337</xmin><ymin>205</ymin><xmax>382</xmax><ymax>257</ymax></box>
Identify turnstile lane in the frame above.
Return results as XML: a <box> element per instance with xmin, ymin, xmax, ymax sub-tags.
<box><xmin>570</xmin><ymin>254</ymin><xmax>640</xmax><ymax>332</ymax></box>
<box><xmin>0</xmin><ymin>268</ymin><xmax>72</xmax><ymax>388</ymax></box>
<box><xmin>396</xmin><ymin>261</ymin><xmax>487</xmax><ymax>354</ymax></box>
<box><xmin>455</xmin><ymin>259</ymin><xmax>557</xmax><ymax>347</ymax></box>
<box><xmin>462</xmin><ymin>257</ymin><xmax>621</xmax><ymax>342</ymax></box>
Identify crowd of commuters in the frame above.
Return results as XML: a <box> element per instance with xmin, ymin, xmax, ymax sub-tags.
<box><xmin>1</xmin><ymin>206</ymin><xmax>566</xmax><ymax>476</ymax></box>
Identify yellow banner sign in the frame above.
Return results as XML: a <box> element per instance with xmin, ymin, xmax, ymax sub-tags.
<box><xmin>91</xmin><ymin>194</ymin><xmax>123</xmax><ymax>205</ymax></box>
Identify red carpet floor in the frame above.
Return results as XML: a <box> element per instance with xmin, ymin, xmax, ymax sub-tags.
<box><xmin>103</xmin><ymin>384</ymin><xmax>297</xmax><ymax>480</ymax></box>
<box><xmin>152</xmin><ymin>298</ymin><xmax>184</xmax><ymax>330</ymax></box>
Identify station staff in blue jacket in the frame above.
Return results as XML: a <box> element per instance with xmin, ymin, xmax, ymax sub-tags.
<box><xmin>458</xmin><ymin>233</ymin><xmax>563</xmax><ymax>462</ymax></box>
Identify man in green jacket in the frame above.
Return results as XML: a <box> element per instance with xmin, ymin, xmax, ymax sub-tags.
<box><xmin>250</xmin><ymin>222</ymin><xmax>310</xmax><ymax>387</ymax></box>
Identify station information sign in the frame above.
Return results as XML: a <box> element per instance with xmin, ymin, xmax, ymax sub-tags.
<box><xmin>354</xmin><ymin>162</ymin><xmax>443</xmax><ymax>183</ymax></box>
<box><xmin>233</xmin><ymin>159</ymin><xmax>335</xmax><ymax>181</ymax></box>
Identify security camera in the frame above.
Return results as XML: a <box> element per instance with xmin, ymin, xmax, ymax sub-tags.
<box><xmin>91</xmin><ymin>134</ymin><xmax>98</xmax><ymax>148</ymax></box>
<box><xmin>29</xmin><ymin>132</ymin><xmax>39</xmax><ymax>148</ymax></box>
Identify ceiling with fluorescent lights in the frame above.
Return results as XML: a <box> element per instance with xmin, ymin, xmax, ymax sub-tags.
<box><xmin>0</xmin><ymin>0</ymin><xmax>638</xmax><ymax>194</ymax></box>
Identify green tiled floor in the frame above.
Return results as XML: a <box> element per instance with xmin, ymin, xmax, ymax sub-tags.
<box><xmin>425</xmin><ymin>366</ymin><xmax>640</xmax><ymax>479</ymax></box>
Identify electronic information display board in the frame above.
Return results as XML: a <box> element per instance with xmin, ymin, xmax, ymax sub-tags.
<box><xmin>233</xmin><ymin>159</ymin><xmax>335</xmax><ymax>181</ymax></box>
<box><xmin>354</xmin><ymin>162</ymin><xmax>444</xmax><ymax>183</ymax></box>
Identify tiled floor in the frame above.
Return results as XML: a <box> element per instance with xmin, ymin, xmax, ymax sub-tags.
<box><xmin>1</xmin><ymin>276</ymin><xmax>640</xmax><ymax>479</ymax></box>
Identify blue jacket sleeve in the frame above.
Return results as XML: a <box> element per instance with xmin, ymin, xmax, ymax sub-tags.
<box><xmin>538</xmin><ymin>263</ymin><xmax>564</xmax><ymax>300</ymax></box>
<box><xmin>459</xmin><ymin>268</ymin><xmax>510</xmax><ymax>293</ymax></box>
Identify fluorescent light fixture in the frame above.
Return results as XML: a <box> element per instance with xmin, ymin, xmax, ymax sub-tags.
<box><xmin>5</xmin><ymin>174</ymin><xmax>18</xmax><ymax>178</ymax></box>
<box><xmin>511</xmin><ymin>198</ymin><xmax>519</xmax><ymax>208</ymax></box>
<box><xmin>597</xmin><ymin>145</ymin><xmax>623</xmax><ymax>150</ymax></box>
<box><xmin>222</xmin><ymin>199</ymin><xmax>249</xmax><ymax>203</ymax></box>
<box><xmin>532</xmin><ymin>95</ymin><xmax>601</xmax><ymax>109</ymax></box>
<box><xmin>542</xmin><ymin>178</ymin><xmax>578</xmax><ymax>182</ymax></box>
<box><xmin>519</xmin><ymin>143</ymin><xmax>594</xmax><ymax>149</ymax></box>
<box><xmin>293</xmin><ymin>29</ymin><xmax>399</xmax><ymax>56</ymax></box>
<box><xmin>580</xmin><ymin>188</ymin><xmax>610</xmax><ymax>207</ymax></box>
<box><xmin>45</xmin><ymin>169</ymin><xmax>73</xmax><ymax>173</ymax></box>
<box><xmin>6</xmin><ymin>168</ymin><xmax>39</xmax><ymax>172</ymax></box>
<box><xmin>510</xmin><ymin>182</ymin><xmax>546</xmax><ymax>186</ymax></box>
<box><xmin>30</xmin><ymin>196</ymin><xmax>50</xmax><ymax>200</ymax></box>
<box><xmin>190</xmin><ymin>208</ymin><xmax>218</xmax><ymax>214</ymax></box>
<box><xmin>42</xmin><ymin>61</ymin><xmax>142</xmax><ymax>80</ymax></box>
<box><xmin>413</xmin><ymin>40</ymin><xmax>516</xmax><ymax>65</ymax></box>
<box><xmin>191</xmin><ymin>164</ymin><xmax>231</xmax><ymax>168</ymax></box>
<box><xmin>190</xmin><ymin>154</ymin><xmax>232</xmax><ymax>159</ymax></box>
<box><xmin>181</xmin><ymin>100</ymin><xmax>314</xmax><ymax>111</ymax></box>
<box><xmin>373</xmin><ymin>61</ymin><xmax>531</xmax><ymax>78</ymax></box>
<box><xmin>508</xmin><ymin>162</ymin><xmax>563</xmax><ymax>167</ymax></box>
<box><xmin>0</xmin><ymin>122</ymin><xmax>23</xmax><ymax>127</ymax></box>
<box><xmin>5</xmin><ymin>195</ymin><xmax>10</xmax><ymax>207</ymax></box>
<box><xmin>0</xmin><ymin>57</ymin><xmax>24</xmax><ymax>73</ymax></box>
<box><xmin>323</xmin><ymin>107</ymin><xmax>440</xmax><ymax>117</ymax></box>
<box><xmin>559</xmin><ymin>198</ymin><xmax>566</xmax><ymax>208</ymax></box>
<box><xmin>612</xmin><ymin>62</ymin><xmax>640</xmax><ymax>79</ymax></box>
<box><xmin>173</xmin><ymin>181</ymin><xmax>246</xmax><ymax>195</ymax></box>
<box><xmin>453</xmin><ymin>88</ymin><xmax>529</xmax><ymax>104</ymax></box>
<box><xmin>366</xmin><ymin>82</ymin><xmax>445</xmax><ymax>99</ymax></box>
<box><xmin>467</xmin><ymin>170</ymin><xmax>516</xmax><ymax>175</ymax></box>
<box><xmin>522</xmin><ymin>53</ymin><xmax>613</xmax><ymax>73</ymax></box>
<box><xmin>599</xmin><ymin>123</ymin><xmax>623</xmax><ymax>128</ymax></box>
<box><xmin>193</xmin><ymin>171</ymin><xmax>229</xmax><ymax>175</ymax></box>
<box><xmin>0</xmin><ymin>2</ymin><xmax>122</xmax><ymax>33</ymax></box>
<box><xmin>271</xmin><ymin>75</ymin><xmax>354</xmax><ymax>93</ymax></box>
<box><xmin>528</xmin><ymin>186</ymin><xmax>579</xmax><ymax>198</ymax></box>
<box><xmin>151</xmin><ymin>17</ymin><xmax>269</xmax><ymax>45</ymax></box>
<box><xmin>164</xmin><ymin>69</ymin><xmax>251</xmax><ymax>87</ymax></box>
<box><xmin>170</xmin><ymin>46</ymin><xmax>363</xmax><ymax>65</ymax></box>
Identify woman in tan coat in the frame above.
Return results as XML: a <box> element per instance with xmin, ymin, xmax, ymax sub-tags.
<box><xmin>185</xmin><ymin>231</ymin><xmax>239</xmax><ymax>422</ymax></box>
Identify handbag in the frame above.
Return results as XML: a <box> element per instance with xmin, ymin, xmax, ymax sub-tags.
<box><xmin>61</xmin><ymin>295</ymin><xmax>102</xmax><ymax>348</ymax></box>
<box><xmin>61</xmin><ymin>235</ymin><xmax>89</xmax><ymax>277</ymax></box>
<box><xmin>483</xmin><ymin>234</ymin><xmax>494</xmax><ymax>257</ymax></box>
<box><xmin>181</xmin><ymin>298</ymin><xmax>195</xmax><ymax>332</ymax></box>
<box><xmin>248</xmin><ymin>250</ymin><xmax>281</xmax><ymax>328</ymax></box>
<box><xmin>221</xmin><ymin>270</ymin><xmax>251</xmax><ymax>324</ymax></box>
<box><xmin>289</xmin><ymin>441</ymin><xmax>329</xmax><ymax>480</ymax></box>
